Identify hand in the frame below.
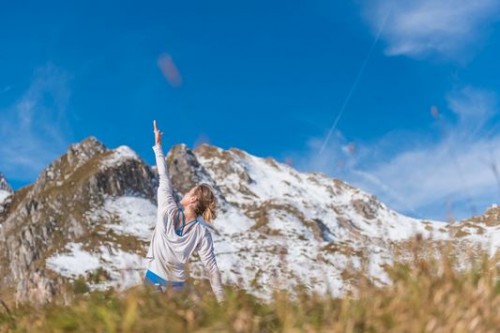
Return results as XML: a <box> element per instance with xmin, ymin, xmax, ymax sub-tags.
<box><xmin>153</xmin><ymin>120</ymin><xmax>163</xmax><ymax>146</ymax></box>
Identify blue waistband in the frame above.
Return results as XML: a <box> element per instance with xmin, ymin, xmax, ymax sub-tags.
<box><xmin>145</xmin><ymin>270</ymin><xmax>185</xmax><ymax>287</ymax></box>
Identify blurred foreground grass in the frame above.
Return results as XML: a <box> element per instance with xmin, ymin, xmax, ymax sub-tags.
<box><xmin>1</xmin><ymin>244</ymin><xmax>499</xmax><ymax>332</ymax></box>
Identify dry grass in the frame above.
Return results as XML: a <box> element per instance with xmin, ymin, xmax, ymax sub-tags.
<box><xmin>1</xmin><ymin>243</ymin><xmax>499</xmax><ymax>332</ymax></box>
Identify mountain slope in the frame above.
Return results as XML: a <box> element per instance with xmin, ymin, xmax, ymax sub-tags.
<box><xmin>0</xmin><ymin>138</ymin><xmax>156</xmax><ymax>303</ymax></box>
<box><xmin>0</xmin><ymin>138</ymin><xmax>498</xmax><ymax>303</ymax></box>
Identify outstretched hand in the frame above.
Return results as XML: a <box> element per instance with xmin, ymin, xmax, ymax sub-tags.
<box><xmin>153</xmin><ymin>120</ymin><xmax>163</xmax><ymax>146</ymax></box>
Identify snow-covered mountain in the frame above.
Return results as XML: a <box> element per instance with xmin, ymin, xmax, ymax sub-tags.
<box><xmin>0</xmin><ymin>138</ymin><xmax>498</xmax><ymax>303</ymax></box>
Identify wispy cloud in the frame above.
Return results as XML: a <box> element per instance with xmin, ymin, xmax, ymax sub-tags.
<box><xmin>0</xmin><ymin>64</ymin><xmax>73</xmax><ymax>184</ymax></box>
<box><xmin>362</xmin><ymin>0</ymin><xmax>500</xmax><ymax>59</ymax></box>
<box><xmin>296</xmin><ymin>87</ymin><xmax>500</xmax><ymax>221</ymax></box>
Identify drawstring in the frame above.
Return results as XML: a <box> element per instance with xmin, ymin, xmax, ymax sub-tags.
<box><xmin>175</xmin><ymin>209</ymin><xmax>198</xmax><ymax>236</ymax></box>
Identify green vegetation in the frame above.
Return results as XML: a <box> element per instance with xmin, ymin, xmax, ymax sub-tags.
<box><xmin>1</xmin><ymin>243</ymin><xmax>499</xmax><ymax>332</ymax></box>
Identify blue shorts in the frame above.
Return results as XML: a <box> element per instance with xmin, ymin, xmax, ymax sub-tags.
<box><xmin>144</xmin><ymin>270</ymin><xmax>185</xmax><ymax>292</ymax></box>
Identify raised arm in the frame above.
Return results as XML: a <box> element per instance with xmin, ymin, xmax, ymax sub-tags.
<box><xmin>197</xmin><ymin>229</ymin><xmax>224</xmax><ymax>302</ymax></box>
<box><xmin>153</xmin><ymin>120</ymin><xmax>179</xmax><ymax>224</ymax></box>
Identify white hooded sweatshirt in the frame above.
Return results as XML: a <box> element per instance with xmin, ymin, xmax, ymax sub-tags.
<box><xmin>146</xmin><ymin>144</ymin><xmax>224</xmax><ymax>302</ymax></box>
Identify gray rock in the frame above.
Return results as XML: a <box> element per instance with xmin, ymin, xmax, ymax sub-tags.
<box><xmin>0</xmin><ymin>172</ymin><xmax>13</xmax><ymax>193</ymax></box>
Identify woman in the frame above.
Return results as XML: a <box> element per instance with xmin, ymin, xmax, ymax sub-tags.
<box><xmin>144</xmin><ymin>120</ymin><xmax>224</xmax><ymax>302</ymax></box>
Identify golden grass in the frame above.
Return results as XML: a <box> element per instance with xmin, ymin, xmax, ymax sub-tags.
<box><xmin>1</xmin><ymin>243</ymin><xmax>499</xmax><ymax>332</ymax></box>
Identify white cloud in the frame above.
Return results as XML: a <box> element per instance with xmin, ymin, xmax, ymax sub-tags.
<box><xmin>0</xmin><ymin>64</ymin><xmax>73</xmax><ymax>183</ymax></box>
<box><xmin>362</xmin><ymin>0</ymin><xmax>500</xmax><ymax>58</ymax></box>
<box><xmin>296</xmin><ymin>87</ymin><xmax>500</xmax><ymax>221</ymax></box>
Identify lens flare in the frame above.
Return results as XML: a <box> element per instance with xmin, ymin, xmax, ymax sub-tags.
<box><xmin>158</xmin><ymin>53</ymin><xmax>183</xmax><ymax>87</ymax></box>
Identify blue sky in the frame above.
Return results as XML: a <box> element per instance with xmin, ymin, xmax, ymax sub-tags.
<box><xmin>1</xmin><ymin>0</ymin><xmax>499</xmax><ymax>221</ymax></box>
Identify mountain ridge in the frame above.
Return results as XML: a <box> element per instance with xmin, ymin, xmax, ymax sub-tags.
<box><xmin>0</xmin><ymin>137</ymin><xmax>498</xmax><ymax>303</ymax></box>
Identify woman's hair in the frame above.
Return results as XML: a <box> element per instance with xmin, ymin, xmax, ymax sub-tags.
<box><xmin>193</xmin><ymin>184</ymin><xmax>217</xmax><ymax>223</ymax></box>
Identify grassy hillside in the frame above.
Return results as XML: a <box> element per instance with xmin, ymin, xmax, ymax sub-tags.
<box><xmin>1</xmin><ymin>242</ymin><xmax>499</xmax><ymax>333</ymax></box>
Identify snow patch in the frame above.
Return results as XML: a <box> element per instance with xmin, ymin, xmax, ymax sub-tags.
<box><xmin>46</xmin><ymin>242</ymin><xmax>146</xmax><ymax>290</ymax></box>
<box><xmin>103</xmin><ymin>196</ymin><xmax>156</xmax><ymax>241</ymax></box>
<box><xmin>0</xmin><ymin>190</ymin><xmax>11</xmax><ymax>205</ymax></box>
<box><xmin>216</xmin><ymin>205</ymin><xmax>254</xmax><ymax>234</ymax></box>
<box><xmin>99</xmin><ymin>246</ymin><xmax>146</xmax><ymax>290</ymax></box>
<box><xmin>101</xmin><ymin>146</ymin><xmax>140</xmax><ymax>168</ymax></box>
<box><xmin>46</xmin><ymin>243</ymin><xmax>101</xmax><ymax>277</ymax></box>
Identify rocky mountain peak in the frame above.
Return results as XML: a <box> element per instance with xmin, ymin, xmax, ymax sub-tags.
<box><xmin>194</xmin><ymin>143</ymin><xmax>248</xmax><ymax>161</ymax></box>
<box><xmin>0</xmin><ymin>137</ymin><xmax>157</xmax><ymax>303</ymax></box>
<box><xmin>0</xmin><ymin>172</ymin><xmax>12</xmax><ymax>193</ymax></box>
<box><xmin>167</xmin><ymin>144</ymin><xmax>228</xmax><ymax>209</ymax></box>
<box><xmin>466</xmin><ymin>205</ymin><xmax>500</xmax><ymax>227</ymax></box>
<box><xmin>67</xmin><ymin>136</ymin><xmax>107</xmax><ymax>163</ymax></box>
<box><xmin>32</xmin><ymin>136</ymin><xmax>108</xmax><ymax>193</ymax></box>
<box><xmin>194</xmin><ymin>143</ymin><xmax>255</xmax><ymax>187</ymax></box>
<box><xmin>167</xmin><ymin>144</ymin><xmax>205</xmax><ymax>195</ymax></box>
<box><xmin>193</xmin><ymin>143</ymin><xmax>223</xmax><ymax>159</ymax></box>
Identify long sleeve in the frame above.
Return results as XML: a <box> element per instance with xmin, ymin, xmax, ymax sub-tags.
<box><xmin>153</xmin><ymin>144</ymin><xmax>179</xmax><ymax>232</ymax></box>
<box><xmin>197</xmin><ymin>230</ymin><xmax>224</xmax><ymax>302</ymax></box>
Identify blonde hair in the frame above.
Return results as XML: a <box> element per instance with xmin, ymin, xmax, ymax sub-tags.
<box><xmin>193</xmin><ymin>184</ymin><xmax>217</xmax><ymax>223</ymax></box>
